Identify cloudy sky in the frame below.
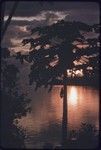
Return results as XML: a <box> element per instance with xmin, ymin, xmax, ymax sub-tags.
<box><xmin>2</xmin><ymin>1</ymin><xmax>100</xmax><ymax>53</ymax></box>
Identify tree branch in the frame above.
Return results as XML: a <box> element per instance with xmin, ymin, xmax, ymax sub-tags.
<box><xmin>1</xmin><ymin>1</ymin><xmax>19</xmax><ymax>42</ymax></box>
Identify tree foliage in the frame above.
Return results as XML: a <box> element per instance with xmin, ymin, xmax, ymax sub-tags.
<box><xmin>16</xmin><ymin>20</ymin><xmax>99</xmax><ymax>90</ymax></box>
<box><xmin>1</xmin><ymin>48</ymin><xmax>31</xmax><ymax>148</ymax></box>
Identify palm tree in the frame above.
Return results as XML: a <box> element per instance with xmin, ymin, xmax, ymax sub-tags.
<box><xmin>17</xmin><ymin>20</ymin><xmax>99</xmax><ymax>148</ymax></box>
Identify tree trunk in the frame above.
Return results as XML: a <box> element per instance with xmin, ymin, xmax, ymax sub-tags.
<box><xmin>62</xmin><ymin>70</ymin><xmax>68</xmax><ymax>148</ymax></box>
<box><xmin>1</xmin><ymin>1</ymin><xmax>19</xmax><ymax>42</ymax></box>
<box><xmin>1</xmin><ymin>1</ymin><xmax>5</xmax><ymax>33</ymax></box>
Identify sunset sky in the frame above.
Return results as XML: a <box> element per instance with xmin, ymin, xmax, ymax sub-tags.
<box><xmin>2</xmin><ymin>1</ymin><xmax>100</xmax><ymax>54</ymax></box>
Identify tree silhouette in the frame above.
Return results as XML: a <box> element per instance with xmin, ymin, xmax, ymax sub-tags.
<box><xmin>1</xmin><ymin>1</ymin><xmax>19</xmax><ymax>42</ymax></box>
<box><xmin>17</xmin><ymin>20</ymin><xmax>99</xmax><ymax>148</ymax></box>
<box><xmin>1</xmin><ymin>48</ymin><xmax>31</xmax><ymax>148</ymax></box>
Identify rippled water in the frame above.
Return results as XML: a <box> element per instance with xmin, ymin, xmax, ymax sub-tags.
<box><xmin>17</xmin><ymin>85</ymin><xmax>99</xmax><ymax>149</ymax></box>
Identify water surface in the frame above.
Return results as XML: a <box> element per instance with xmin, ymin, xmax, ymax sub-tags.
<box><xmin>17</xmin><ymin>85</ymin><xmax>99</xmax><ymax>149</ymax></box>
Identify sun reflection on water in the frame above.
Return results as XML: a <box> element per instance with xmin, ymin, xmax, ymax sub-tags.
<box><xmin>16</xmin><ymin>85</ymin><xmax>99</xmax><ymax>149</ymax></box>
<box><xmin>68</xmin><ymin>86</ymin><xmax>78</xmax><ymax>106</ymax></box>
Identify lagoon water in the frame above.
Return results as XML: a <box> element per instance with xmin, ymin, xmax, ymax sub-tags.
<box><xmin>17</xmin><ymin>85</ymin><xmax>99</xmax><ymax>149</ymax></box>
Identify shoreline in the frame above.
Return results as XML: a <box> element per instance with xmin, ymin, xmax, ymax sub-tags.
<box><xmin>52</xmin><ymin>79</ymin><xmax>100</xmax><ymax>90</ymax></box>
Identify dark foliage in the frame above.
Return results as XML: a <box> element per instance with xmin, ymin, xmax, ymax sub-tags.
<box><xmin>16</xmin><ymin>20</ymin><xmax>99</xmax><ymax>90</ymax></box>
<box><xmin>1</xmin><ymin>48</ymin><xmax>31</xmax><ymax>148</ymax></box>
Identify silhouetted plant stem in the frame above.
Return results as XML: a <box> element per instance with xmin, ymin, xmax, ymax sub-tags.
<box><xmin>62</xmin><ymin>70</ymin><xmax>68</xmax><ymax>148</ymax></box>
<box><xmin>1</xmin><ymin>1</ymin><xmax>19</xmax><ymax>42</ymax></box>
<box><xmin>1</xmin><ymin>1</ymin><xmax>5</xmax><ymax>35</ymax></box>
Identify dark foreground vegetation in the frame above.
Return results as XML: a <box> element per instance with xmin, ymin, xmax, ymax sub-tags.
<box><xmin>43</xmin><ymin>123</ymin><xmax>99</xmax><ymax>149</ymax></box>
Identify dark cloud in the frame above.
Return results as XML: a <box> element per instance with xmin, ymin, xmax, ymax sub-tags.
<box><xmin>5</xmin><ymin>1</ymin><xmax>55</xmax><ymax>16</ymax></box>
<box><xmin>2</xmin><ymin>24</ymin><xmax>29</xmax><ymax>50</ymax></box>
<box><xmin>4</xmin><ymin>1</ymin><xmax>99</xmax><ymax>17</ymax></box>
<box><xmin>2</xmin><ymin>18</ymin><xmax>46</xmax><ymax>51</ymax></box>
<box><xmin>9</xmin><ymin>19</ymin><xmax>45</xmax><ymax>28</ymax></box>
<box><xmin>2</xmin><ymin>10</ymin><xmax>69</xmax><ymax>49</ymax></box>
<box><xmin>64</xmin><ymin>9</ymin><xmax>100</xmax><ymax>24</ymax></box>
<box><xmin>2</xmin><ymin>1</ymin><xmax>100</xmax><ymax>53</ymax></box>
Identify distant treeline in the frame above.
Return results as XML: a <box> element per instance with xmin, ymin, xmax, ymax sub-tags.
<box><xmin>52</xmin><ymin>77</ymin><xmax>100</xmax><ymax>89</ymax></box>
